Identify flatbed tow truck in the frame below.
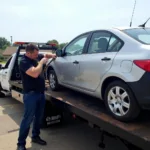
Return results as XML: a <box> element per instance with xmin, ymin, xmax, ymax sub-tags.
<box><xmin>1</xmin><ymin>42</ymin><xmax>150</xmax><ymax>150</ymax></box>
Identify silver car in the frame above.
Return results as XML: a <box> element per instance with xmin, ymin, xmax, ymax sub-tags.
<box><xmin>46</xmin><ymin>27</ymin><xmax>150</xmax><ymax>122</ymax></box>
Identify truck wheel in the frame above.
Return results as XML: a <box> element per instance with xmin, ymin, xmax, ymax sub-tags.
<box><xmin>0</xmin><ymin>92</ymin><xmax>5</xmax><ymax>97</ymax></box>
<box><xmin>0</xmin><ymin>84</ymin><xmax>5</xmax><ymax>97</ymax></box>
<box><xmin>49</xmin><ymin>70</ymin><xmax>60</xmax><ymax>91</ymax></box>
<box><xmin>104</xmin><ymin>80</ymin><xmax>140</xmax><ymax>122</ymax></box>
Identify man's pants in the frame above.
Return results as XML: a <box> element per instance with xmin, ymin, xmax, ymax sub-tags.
<box><xmin>17</xmin><ymin>92</ymin><xmax>45</xmax><ymax>146</ymax></box>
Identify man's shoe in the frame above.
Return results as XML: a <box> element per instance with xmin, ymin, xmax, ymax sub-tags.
<box><xmin>32</xmin><ymin>136</ymin><xmax>47</xmax><ymax>145</ymax></box>
<box><xmin>17</xmin><ymin>145</ymin><xmax>26</xmax><ymax>150</ymax></box>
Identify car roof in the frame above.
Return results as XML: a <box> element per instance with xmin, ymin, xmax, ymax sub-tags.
<box><xmin>73</xmin><ymin>26</ymin><xmax>150</xmax><ymax>39</ymax></box>
<box><xmin>77</xmin><ymin>26</ymin><xmax>145</xmax><ymax>36</ymax></box>
<box><xmin>80</xmin><ymin>26</ymin><xmax>150</xmax><ymax>34</ymax></box>
<box><xmin>113</xmin><ymin>26</ymin><xmax>150</xmax><ymax>30</ymax></box>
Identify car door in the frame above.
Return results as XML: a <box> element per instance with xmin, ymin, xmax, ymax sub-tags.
<box><xmin>57</xmin><ymin>33</ymin><xmax>90</xmax><ymax>87</ymax></box>
<box><xmin>78</xmin><ymin>31</ymin><xmax>123</xmax><ymax>92</ymax></box>
<box><xmin>1</xmin><ymin>56</ymin><xmax>13</xmax><ymax>91</ymax></box>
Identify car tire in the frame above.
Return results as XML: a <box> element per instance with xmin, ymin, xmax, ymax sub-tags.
<box><xmin>104</xmin><ymin>80</ymin><xmax>140</xmax><ymax>122</ymax></box>
<box><xmin>49</xmin><ymin>70</ymin><xmax>60</xmax><ymax>91</ymax></box>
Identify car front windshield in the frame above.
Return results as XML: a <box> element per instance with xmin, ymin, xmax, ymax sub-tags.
<box><xmin>122</xmin><ymin>28</ymin><xmax>150</xmax><ymax>44</ymax></box>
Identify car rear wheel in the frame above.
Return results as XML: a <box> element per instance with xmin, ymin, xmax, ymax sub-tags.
<box><xmin>104</xmin><ymin>80</ymin><xmax>140</xmax><ymax>122</ymax></box>
<box><xmin>49</xmin><ymin>70</ymin><xmax>60</xmax><ymax>91</ymax></box>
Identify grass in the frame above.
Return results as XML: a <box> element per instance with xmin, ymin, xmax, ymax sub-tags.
<box><xmin>0</xmin><ymin>61</ymin><xmax>6</xmax><ymax>64</ymax></box>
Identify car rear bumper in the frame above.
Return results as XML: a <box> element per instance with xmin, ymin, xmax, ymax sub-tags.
<box><xmin>127</xmin><ymin>72</ymin><xmax>150</xmax><ymax>109</ymax></box>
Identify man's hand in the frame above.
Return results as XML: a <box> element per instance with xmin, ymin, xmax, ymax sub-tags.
<box><xmin>44</xmin><ymin>53</ymin><xmax>57</xmax><ymax>59</ymax></box>
<box><xmin>40</xmin><ymin>58</ymin><xmax>48</xmax><ymax>64</ymax></box>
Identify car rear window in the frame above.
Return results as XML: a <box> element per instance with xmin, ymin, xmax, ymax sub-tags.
<box><xmin>122</xmin><ymin>28</ymin><xmax>150</xmax><ymax>44</ymax></box>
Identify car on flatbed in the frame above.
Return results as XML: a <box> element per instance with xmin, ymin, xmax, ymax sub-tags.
<box><xmin>46</xmin><ymin>26</ymin><xmax>150</xmax><ymax>122</ymax></box>
<box><xmin>1</xmin><ymin>41</ymin><xmax>150</xmax><ymax>150</ymax></box>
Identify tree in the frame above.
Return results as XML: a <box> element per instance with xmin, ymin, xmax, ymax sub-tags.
<box><xmin>0</xmin><ymin>37</ymin><xmax>10</xmax><ymax>50</ymax></box>
<box><xmin>59</xmin><ymin>42</ymin><xmax>68</xmax><ymax>49</ymax></box>
<box><xmin>47</xmin><ymin>39</ymin><xmax>68</xmax><ymax>50</ymax></box>
<box><xmin>47</xmin><ymin>39</ymin><xmax>59</xmax><ymax>49</ymax></box>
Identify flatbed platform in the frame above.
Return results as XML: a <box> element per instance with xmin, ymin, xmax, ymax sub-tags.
<box><xmin>45</xmin><ymin>88</ymin><xmax>150</xmax><ymax>150</ymax></box>
<box><xmin>10</xmin><ymin>81</ymin><xmax>150</xmax><ymax>150</ymax></box>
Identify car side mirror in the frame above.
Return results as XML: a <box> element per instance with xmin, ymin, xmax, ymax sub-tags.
<box><xmin>56</xmin><ymin>49</ymin><xmax>63</xmax><ymax>57</ymax></box>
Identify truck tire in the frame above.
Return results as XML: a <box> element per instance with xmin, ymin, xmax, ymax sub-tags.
<box><xmin>0</xmin><ymin>92</ymin><xmax>4</xmax><ymax>97</ymax></box>
<box><xmin>49</xmin><ymin>70</ymin><xmax>60</xmax><ymax>91</ymax></box>
<box><xmin>0</xmin><ymin>84</ymin><xmax>5</xmax><ymax>97</ymax></box>
<box><xmin>104</xmin><ymin>80</ymin><xmax>140</xmax><ymax>122</ymax></box>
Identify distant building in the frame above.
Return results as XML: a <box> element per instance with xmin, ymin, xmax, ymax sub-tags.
<box><xmin>2</xmin><ymin>46</ymin><xmax>17</xmax><ymax>59</ymax></box>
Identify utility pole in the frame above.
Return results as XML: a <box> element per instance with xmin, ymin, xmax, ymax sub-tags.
<box><xmin>10</xmin><ymin>36</ymin><xmax>13</xmax><ymax>46</ymax></box>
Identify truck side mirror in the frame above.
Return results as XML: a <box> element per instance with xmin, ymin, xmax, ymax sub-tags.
<box><xmin>0</xmin><ymin>64</ymin><xmax>5</xmax><ymax>69</ymax></box>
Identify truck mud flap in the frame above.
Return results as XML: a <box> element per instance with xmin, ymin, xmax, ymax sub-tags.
<box><xmin>41</xmin><ymin>100</ymin><xmax>63</xmax><ymax>128</ymax></box>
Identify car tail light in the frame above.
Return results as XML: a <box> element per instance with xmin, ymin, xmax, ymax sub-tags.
<box><xmin>133</xmin><ymin>60</ymin><xmax>150</xmax><ymax>72</ymax></box>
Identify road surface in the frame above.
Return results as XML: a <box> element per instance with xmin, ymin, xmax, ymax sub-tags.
<box><xmin>0</xmin><ymin>96</ymin><xmax>128</xmax><ymax>150</ymax></box>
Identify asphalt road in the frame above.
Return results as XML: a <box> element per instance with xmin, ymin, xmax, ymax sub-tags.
<box><xmin>0</xmin><ymin>96</ymin><xmax>128</xmax><ymax>150</ymax></box>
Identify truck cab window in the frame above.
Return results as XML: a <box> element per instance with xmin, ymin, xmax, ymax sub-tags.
<box><xmin>18</xmin><ymin>55</ymin><xmax>23</xmax><ymax>66</ymax></box>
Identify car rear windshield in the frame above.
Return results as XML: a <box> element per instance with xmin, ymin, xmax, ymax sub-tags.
<box><xmin>122</xmin><ymin>28</ymin><xmax>150</xmax><ymax>44</ymax></box>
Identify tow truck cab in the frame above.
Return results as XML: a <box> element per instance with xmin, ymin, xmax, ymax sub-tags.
<box><xmin>0</xmin><ymin>42</ymin><xmax>57</xmax><ymax>94</ymax></box>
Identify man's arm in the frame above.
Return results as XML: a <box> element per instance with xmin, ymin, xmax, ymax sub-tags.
<box><xmin>20</xmin><ymin>58</ymin><xmax>48</xmax><ymax>78</ymax></box>
<box><xmin>26</xmin><ymin>61</ymin><xmax>43</xmax><ymax>78</ymax></box>
<box><xmin>38</xmin><ymin>53</ymin><xmax>56</xmax><ymax>61</ymax></box>
<box><xmin>24</xmin><ymin>53</ymin><xmax>56</xmax><ymax>78</ymax></box>
<box><xmin>44</xmin><ymin>53</ymin><xmax>56</xmax><ymax>59</ymax></box>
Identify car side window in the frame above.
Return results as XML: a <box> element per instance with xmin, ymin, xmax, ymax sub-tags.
<box><xmin>65</xmin><ymin>34</ymin><xmax>89</xmax><ymax>56</ymax></box>
<box><xmin>87</xmin><ymin>32</ymin><xmax>111</xmax><ymax>54</ymax></box>
<box><xmin>107</xmin><ymin>36</ymin><xmax>123</xmax><ymax>52</ymax></box>
<box><xmin>4</xmin><ymin>56</ymin><xmax>12</xmax><ymax>68</ymax></box>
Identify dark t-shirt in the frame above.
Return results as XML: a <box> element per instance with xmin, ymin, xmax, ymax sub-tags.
<box><xmin>19</xmin><ymin>54</ymin><xmax>45</xmax><ymax>93</ymax></box>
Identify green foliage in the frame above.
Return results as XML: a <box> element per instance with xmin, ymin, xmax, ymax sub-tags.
<box><xmin>59</xmin><ymin>43</ymin><xmax>68</xmax><ymax>49</ymax></box>
<box><xmin>47</xmin><ymin>39</ymin><xmax>68</xmax><ymax>50</ymax></box>
<box><xmin>0</xmin><ymin>37</ymin><xmax>10</xmax><ymax>50</ymax></box>
<box><xmin>0</xmin><ymin>53</ymin><xmax>4</xmax><ymax>62</ymax></box>
<box><xmin>47</xmin><ymin>39</ymin><xmax>59</xmax><ymax>49</ymax></box>
<box><xmin>47</xmin><ymin>39</ymin><xmax>59</xmax><ymax>45</ymax></box>
<box><xmin>0</xmin><ymin>37</ymin><xmax>10</xmax><ymax>61</ymax></box>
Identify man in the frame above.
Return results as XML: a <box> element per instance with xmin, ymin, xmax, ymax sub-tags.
<box><xmin>17</xmin><ymin>44</ymin><xmax>56</xmax><ymax>150</ymax></box>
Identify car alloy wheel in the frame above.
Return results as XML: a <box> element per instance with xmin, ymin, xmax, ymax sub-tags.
<box><xmin>49</xmin><ymin>73</ymin><xmax>56</xmax><ymax>89</ymax></box>
<box><xmin>107</xmin><ymin>86</ymin><xmax>130</xmax><ymax>117</ymax></box>
<box><xmin>48</xmin><ymin>70</ymin><xmax>60</xmax><ymax>91</ymax></box>
<box><xmin>104</xmin><ymin>80</ymin><xmax>140</xmax><ymax>122</ymax></box>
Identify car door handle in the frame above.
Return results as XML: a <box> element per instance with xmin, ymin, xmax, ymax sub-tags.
<box><xmin>73</xmin><ymin>60</ymin><xmax>79</xmax><ymax>64</ymax></box>
<box><xmin>101</xmin><ymin>57</ymin><xmax>111</xmax><ymax>61</ymax></box>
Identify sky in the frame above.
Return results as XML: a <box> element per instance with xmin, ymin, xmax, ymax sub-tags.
<box><xmin>0</xmin><ymin>0</ymin><xmax>150</xmax><ymax>44</ymax></box>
